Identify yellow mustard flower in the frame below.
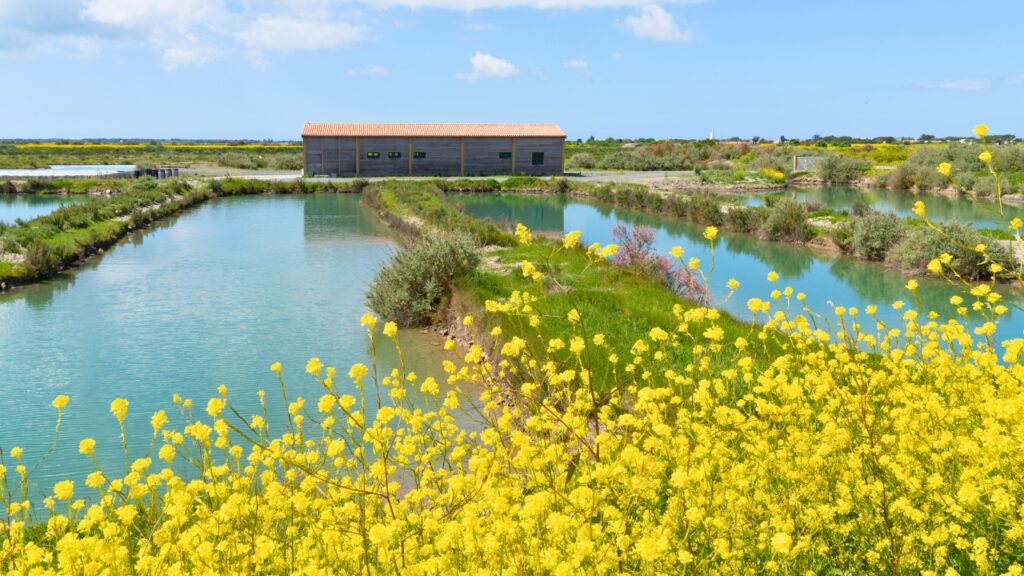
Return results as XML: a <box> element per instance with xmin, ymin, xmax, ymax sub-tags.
<box><xmin>51</xmin><ymin>395</ymin><xmax>70</xmax><ymax>410</ymax></box>
<box><xmin>110</xmin><ymin>398</ymin><xmax>128</xmax><ymax>423</ymax></box>
<box><xmin>562</xmin><ymin>230</ymin><xmax>581</xmax><ymax>249</ymax></box>
<box><xmin>306</xmin><ymin>357</ymin><xmax>323</xmax><ymax>376</ymax></box>
<box><xmin>78</xmin><ymin>438</ymin><xmax>96</xmax><ymax>455</ymax></box>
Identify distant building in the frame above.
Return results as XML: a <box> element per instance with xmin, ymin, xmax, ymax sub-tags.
<box><xmin>302</xmin><ymin>123</ymin><xmax>566</xmax><ymax>177</ymax></box>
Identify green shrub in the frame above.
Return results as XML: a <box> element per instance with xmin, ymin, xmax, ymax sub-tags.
<box><xmin>566</xmin><ymin>152</ymin><xmax>595</xmax><ymax>169</ymax></box>
<box><xmin>851</xmin><ymin>213</ymin><xmax>906</xmax><ymax>260</ymax></box>
<box><xmin>725</xmin><ymin>206</ymin><xmax>765</xmax><ymax>233</ymax></box>
<box><xmin>23</xmin><ymin>240</ymin><xmax>60</xmax><ymax>276</ymax></box>
<box><xmin>680</xmin><ymin>194</ymin><xmax>722</xmax><ymax>226</ymax></box>
<box><xmin>886</xmin><ymin>222</ymin><xmax>1009</xmax><ymax>280</ymax></box>
<box><xmin>815</xmin><ymin>154</ymin><xmax>871</xmax><ymax>184</ymax></box>
<box><xmin>762</xmin><ymin>200</ymin><xmax>812</xmax><ymax>242</ymax></box>
<box><xmin>366</xmin><ymin>230</ymin><xmax>480</xmax><ymax>327</ymax></box>
<box><xmin>830</xmin><ymin>220</ymin><xmax>856</xmax><ymax>253</ymax></box>
<box><xmin>972</xmin><ymin>175</ymin><xmax>1010</xmax><ymax>198</ymax></box>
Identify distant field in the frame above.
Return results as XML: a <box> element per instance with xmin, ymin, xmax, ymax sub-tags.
<box><xmin>0</xmin><ymin>142</ymin><xmax>303</xmax><ymax>170</ymax></box>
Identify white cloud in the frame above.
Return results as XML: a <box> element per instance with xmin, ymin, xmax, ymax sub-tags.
<box><xmin>456</xmin><ymin>51</ymin><xmax>520</xmax><ymax>80</ymax></box>
<box><xmin>917</xmin><ymin>78</ymin><xmax>992</xmax><ymax>91</ymax></box>
<box><xmin>1</xmin><ymin>0</ymin><xmax>702</xmax><ymax>67</ymax></box>
<box><xmin>82</xmin><ymin>0</ymin><xmax>228</xmax><ymax>68</ymax></box>
<box><xmin>626</xmin><ymin>4</ymin><xmax>691</xmax><ymax>41</ymax></box>
<box><xmin>82</xmin><ymin>0</ymin><xmax>224</xmax><ymax>30</ymax></box>
<box><xmin>563</xmin><ymin>59</ymin><xmax>589</xmax><ymax>74</ymax></box>
<box><xmin>0</xmin><ymin>0</ymin><xmax>107</xmax><ymax>56</ymax></box>
<box><xmin>366</xmin><ymin>0</ymin><xmax>702</xmax><ymax>8</ymax></box>
<box><xmin>237</xmin><ymin>15</ymin><xmax>366</xmax><ymax>54</ymax></box>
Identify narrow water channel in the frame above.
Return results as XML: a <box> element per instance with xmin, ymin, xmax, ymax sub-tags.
<box><xmin>743</xmin><ymin>186</ymin><xmax>1024</xmax><ymax>229</ymax></box>
<box><xmin>0</xmin><ymin>194</ymin><xmax>86</xmax><ymax>225</ymax></box>
<box><xmin>0</xmin><ymin>195</ymin><xmax>446</xmax><ymax>490</ymax></box>
<box><xmin>454</xmin><ymin>193</ymin><xmax>1024</xmax><ymax>341</ymax></box>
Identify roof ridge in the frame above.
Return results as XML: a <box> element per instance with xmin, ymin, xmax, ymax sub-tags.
<box><xmin>301</xmin><ymin>123</ymin><xmax>566</xmax><ymax>138</ymax></box>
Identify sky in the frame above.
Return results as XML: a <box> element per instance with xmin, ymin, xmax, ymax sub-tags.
<box><xmin>0</xmin><ymin>0</ymin><xmax>1021</xmax><ymax>141</ymax></box>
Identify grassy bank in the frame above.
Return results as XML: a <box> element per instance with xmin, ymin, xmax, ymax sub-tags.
<box><xmin>361</xmin><ymin>179</ymin><xmax>775</xmax><ymax>388</ymax></box>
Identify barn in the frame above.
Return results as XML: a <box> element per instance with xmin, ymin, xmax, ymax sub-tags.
<box><xmin>302</xmin><ymin>123</ymin><xmax>566</xmax><ymax>177</ymax></box>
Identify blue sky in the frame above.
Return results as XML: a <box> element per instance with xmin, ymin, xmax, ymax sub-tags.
<box><xmin>0</xmin><ymin>0</ymin><xmax>1021</xmax><ymax>140</ymax></box>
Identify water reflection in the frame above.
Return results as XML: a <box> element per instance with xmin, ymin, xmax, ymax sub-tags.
<box><xmin>0</xmin><ymin>195</ymin><xmax>447</xmax><ymax>493</ymax></box>
<box><xmin>0</xmin><ymin>194</ymin><xmax>86</xmax><ymax>224</ymax></box>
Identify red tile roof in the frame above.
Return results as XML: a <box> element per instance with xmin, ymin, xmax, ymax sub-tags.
<box><xmin>302</xmin><ymin>123</ymin><xmax>566</xmax><ymax>138</ymax></box>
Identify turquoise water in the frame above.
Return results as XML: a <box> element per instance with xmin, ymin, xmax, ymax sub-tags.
<box><xmin>454</xmin><ymin>193</ymin><xmax>1024</xmax><ymax>340</ymax></box>
<box><xmin>0</xmin><ymin>195</ymin><xmax>446</xmax><ymax>494</ymax></box>
<box><xmin>743</xmin><ymin>186</ymin><xmax>1024</xmax><ymax>229</ymax></box>
<box><xmin>0</xmin><ymin>194</ymin><xmax>85</xmax><ymax>224</ymax></box>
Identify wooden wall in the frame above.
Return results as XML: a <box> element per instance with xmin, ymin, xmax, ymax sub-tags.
<box><xmin>410</xmin><ymin>138</ymin><xmax>461</xmax><ymax>176</ymax></box>
<box><xmin>304</xmin><ymin>136</ymin><xmax>564</xmax><ymax>177</ymax></box>
<box><xmin>514</xmin><ymin>138</ymin><xmax>564</xmax><ymax>176</ymax></box>
<box><xmin>462</xmin><ymin>137</ymin><xmax>513</xmax><ymax>175</ymax></box>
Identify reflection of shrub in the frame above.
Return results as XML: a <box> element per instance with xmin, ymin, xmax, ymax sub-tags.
<box><xmin>851</xmin><ymin>213</ymin><xmax>906</xmax><ymax>260</ymax></box>
<box><xmin>366</xmin><ymin>231</ymin><xmax>480</xmax><ymax>327</ymax></box>
<box><xmin>887</xmin><ymin>222</ymin><xmax>1009</xmax><ymax>280</ymax></box>
<box><xmin>762</xmin><ymin>201</ymin><xmax>812</xmax><ymax>242</ymax></box>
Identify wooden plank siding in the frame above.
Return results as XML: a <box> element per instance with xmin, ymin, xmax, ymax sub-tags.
<box><xmin>303</xmin><ymin>135</ymin><xmax>564</xmax><ymax>177</ymax></box>
<box><xmin>514</xmin><ymin>138</ymin><xmax>564</xmax><ymax>176</ymax></box>
<box><xmin>411</xmin><ymin>138</ymin><xmax>462</xmax><ymax>176</ymax></box>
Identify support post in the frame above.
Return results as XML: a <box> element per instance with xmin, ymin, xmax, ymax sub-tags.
<box><xmin>408</xmin><ymin>137</ymin><xmax>413</xmax><ymax>176</ymax></box>
<box><xmin>355</xmin><ymin>137</ymin><xmax>361</xmax><ymax>177</ymax></box>
<box><xmin>460</xmin><ymin>138</ymin><xmax>465</xmax><ymax>176</ymax></box>
<box><xmin>511</xmin><ymin>137</ymin><xmax>516</xmax><ymax>175</ymax></box>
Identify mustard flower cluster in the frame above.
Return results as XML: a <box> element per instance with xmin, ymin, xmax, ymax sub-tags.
<box><xmin>3</xmin><ymin>228</ymin><xmax>1024</xmax><ymax>575</ymax></box>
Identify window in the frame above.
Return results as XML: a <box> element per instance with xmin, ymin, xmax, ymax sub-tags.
<box><xmin>532</xmin><ymin>152</ymin><xmax>545</xmax><ymax>166</ymax></box>
<box><xmin>366</xmin><ymin>151</ymin><xmax>380</xmax><ymax>159</ymax></box>
<box><xmin>388</xmin><ymin>151</ymin><xmax>402</xmax><ymax>159</ymax></box>
<box><xmin>498</xmin><ymin>152</ymin><xmax>512</xmax><ymax>159</ymax></box>
<box><xmin>413</xmin><ymin>151</ymin><xmax>426</xmax><ymax>159</ymax></box>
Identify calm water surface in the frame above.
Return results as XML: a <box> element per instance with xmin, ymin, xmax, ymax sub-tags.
<box><xmin>0</xmin><ymin>194</ymin><xmax>85</xmax><ymax>224</ymax></box>
<box><xmin>743</xmin><ymin>186</ymin><xmax>1024</xmax><ymax>229</ymax></box>
<box><xmin>455</xmin><ymin>193</ymin><xmax>1024</xmax><ymax>340</ymax></box>
<box><xmin>0</xmin><ymin>195</ymin><xmax>446</xmax><ymax>492</ymax></box>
